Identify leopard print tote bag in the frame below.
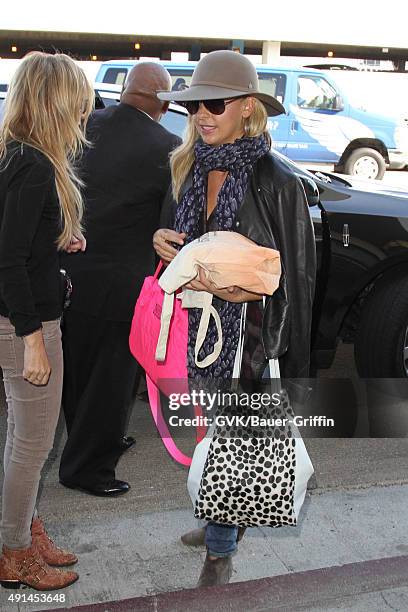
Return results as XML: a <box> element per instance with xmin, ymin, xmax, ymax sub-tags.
<box><xmin>192</xmin><ymin>303</ymin><xmax>314</xmax><ymax>527</ymax></box>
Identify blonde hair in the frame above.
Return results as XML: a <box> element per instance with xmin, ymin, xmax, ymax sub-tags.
<box><xmin>170</xmin><ymin>97</ymin><xmax>270</xmax><ymax>200</ymax></box>
<box><xmin>0</xmin><ymin>52</ymin><xmax>94</xmax><ymax>249</ymax></box>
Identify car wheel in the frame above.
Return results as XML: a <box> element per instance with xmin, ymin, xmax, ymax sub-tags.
<box><xmin>344</xmin><ymin>147</ymin><xmax>386</xmax><ymax>180</ymax></box>
<box><xmin>354</xmin><ymin>274</ymin><xmax>408</xmax><ymax>377</ymax></box>
<box><xmin>303</xmin><ymin>379</ymin><xmax>358</xmax><ymax>438</ymax></box>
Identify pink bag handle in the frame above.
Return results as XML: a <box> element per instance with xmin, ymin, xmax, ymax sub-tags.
<box><xmin>153</xmin><ymin>260</ymin><xmax>164</xmax><ymax>280</ymax></box>
<box><xmin>146</xmin><ymin>375</ymin><xmax>206</xmax><ymax>466</ymax></box>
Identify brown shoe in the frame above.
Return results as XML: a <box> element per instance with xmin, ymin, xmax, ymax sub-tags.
<box><xmin>0</xmin><ymin>545</ymin><xmax>78</xmax><ymax>591</ymax></box>
<box><xmin>32</xmin><ymin>517</ymin><xmax>78</xmax><ymax>567</ymax></box>
<box><xmin>197</xmin><ymin>553</ymin><xmax>233</xmax><ymax>587</ymax></box>
<box><xmin>180</xmin><ymin>527</ymin><xmax>206</xmax><ymax>547</ymax></box>
<box><xmin>181</xmin><ymin>526</ymin><xmax>246</xmax><ymax>547</ymax></box>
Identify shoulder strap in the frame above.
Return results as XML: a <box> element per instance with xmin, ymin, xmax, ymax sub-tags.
<box><xmin>232</xmin><ymin>303</ymin><xmax>247</xmax><ymax>380</ymax></box>
<box><xmin>146</xmin><ymin>375</ymin><xmax>193</xmax><ymax>466</ymax></box>
<box><xmin>146</xmin><ymin>375</ymin><xmax>206</xmax><ymax>466</ymax></box>
<box><xmin>155</xmin><ymin>291</ymin><xmax>174</xmax><ymax>362</ymax></box>
<box><xmin>153</xmin><ymin>260</ymin><xmax>163</xmax><ymax>279</ymax></box>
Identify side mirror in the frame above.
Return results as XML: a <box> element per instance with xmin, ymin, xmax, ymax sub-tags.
<box><xmin>299</xmin><ymin>176</ymin><xmax>320</xmax><ymax>206</ymax></box>
<box><xmin>333</xmin><ymin>94</ymin><xmax>344</xmax><ymax>111</ymax></box>
<box><xmin>94</xmin><ymin>93</ymin><xmax>104</xmax><ymax>110</ymax></box>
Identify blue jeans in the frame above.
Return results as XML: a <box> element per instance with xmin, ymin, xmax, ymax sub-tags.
<box><xmin>205</xmin><ymin>522</ymin><xmax>238</xmax><ymax>557</ymax></box>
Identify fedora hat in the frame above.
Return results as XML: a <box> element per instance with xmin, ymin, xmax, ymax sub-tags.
<box><xmin>157</xmin><ymin>50</ymin><xmax>285</xmax><ymax>117</ymax></box>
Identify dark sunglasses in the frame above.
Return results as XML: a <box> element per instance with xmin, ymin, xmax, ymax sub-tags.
<box><xmin>178</xmin><ymin>96</ymin><xmax>245</xmax><ymax>116</ymax></box>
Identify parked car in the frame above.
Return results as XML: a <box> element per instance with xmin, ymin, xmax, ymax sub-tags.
<box><xmin>94</xmin><ymin>83</ymin><xmax>122</xmax><ymax>109</ymax></box>
<box><xmin>0</xmin><ymin>83</ymin><xmax>118</xmax><ymax>115</ymax></box>
<box><xmin>96</xmin><ymin>60</ymin><xmax>408</xmax><ymax>180</ymax></box>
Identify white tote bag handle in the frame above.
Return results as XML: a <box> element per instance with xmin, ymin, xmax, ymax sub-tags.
<box><xmin>156</xmin><ymin>289</ymin><xmax>224</xmax><ymax>367</ymax></box>
<box><xmin>263</xmin><ymin>292</ymin><xmax>314</xmax><ymax>518</ymax></box>
<box><xmin>155</xmin><ymin>292</ymin><xmax>174</xmax><ymax>362</ymax></box>
<box><xmin>195</xmin><ymin>301</ymin><xmax>223</xmax><ymax>369</ymax></box>
<box><xmin>232</xmin><ymin>302</ymin><xmax>247</xmax><ymax>380</ymax></box>
<box><xmin>262</xmin><ymin>296</ymin><xmax>281</xmax><ymax>386</ymax></box>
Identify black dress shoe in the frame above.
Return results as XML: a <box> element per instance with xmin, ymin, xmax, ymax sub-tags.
<box><xmin>60</xmin><ymin>479</ymin><xmax>130</xmax><ymax>497</ymax></box>
<box><xmin>136</xmin><ymin>390</ymin><xmax>149</xmax><ymax>403</ymax></box>
<box><xmin>120</xmin><ymin>436</ymin><xmax>136</xmax><ymax>452</ymax></box>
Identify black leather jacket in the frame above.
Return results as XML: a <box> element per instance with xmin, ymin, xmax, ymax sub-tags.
<box><xmin>161</xmin><ymin>152</ymin><xmax>316</xmax><ymax>387</ymax></box>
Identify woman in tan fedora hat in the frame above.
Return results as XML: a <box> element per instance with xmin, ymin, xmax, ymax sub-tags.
<box><xmin>154</xmin><ymin>50</ymin><xmax>316</xmax><ymax>587</ymax></box>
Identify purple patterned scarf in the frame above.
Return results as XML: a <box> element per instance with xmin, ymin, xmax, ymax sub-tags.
<box><xmin>174</xmin><ymin>135</ymin><xmax>269</xmax><ymax>386</ymax></box>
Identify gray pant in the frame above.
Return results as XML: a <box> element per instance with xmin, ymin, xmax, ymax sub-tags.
<box><xmin>0</xmin><ymin>316</ymin><xmax>62</xmax><ymax>549</ymax></box>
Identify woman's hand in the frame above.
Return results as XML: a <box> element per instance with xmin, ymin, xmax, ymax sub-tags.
<box><xmin>153</xmin><ymin>229</ymin><xmax>185</xmax><ymax>263</ymax></box>
<box><xmin>216</xmin><ymin>286</ymin><xmax>261</xmax><ymax>303</ymax></box>
<box><xmin>185</xmin><ymin>268</ymin><xmax>262</xmax><ymax>303</ymax></box>
<box><xmin>23</xmin><ymin>329</ymin><xmax>51</xmax><ymax>386</ymax></box>
<box><xmin>65</xmin><ymin>231</ymin><xmax>87</xmax><ymax>253</ymax></box>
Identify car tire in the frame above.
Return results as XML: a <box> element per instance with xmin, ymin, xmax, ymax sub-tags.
<box><xmin>344</xmin><ymin>147</ymin><xmax>386</xmax><ymax>180</ymax></box>
<box><xmin>304</xmin><ymin>379</ymin><xmax>358</xmax><ymax>437</ymax></box>
<box><xmin>354</xmin><ymin>274</ymin><xmax>408</xmax><ymax>377</ymax></box>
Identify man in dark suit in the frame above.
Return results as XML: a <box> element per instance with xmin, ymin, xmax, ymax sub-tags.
<box><xmin>59</xmin><ymin>63</ymin><xmax>181</xmax><ymax>496</ymax></box>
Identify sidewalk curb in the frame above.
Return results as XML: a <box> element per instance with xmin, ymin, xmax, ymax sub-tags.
<box><xmin>42</xmin><ymin>554</ymin><xmax>408</xmax><ymax>612</ymax></box>
<box><xmin>309</xmin><ymin>478</ymin><xmax>408</xmax><ymax>494</ymax></box>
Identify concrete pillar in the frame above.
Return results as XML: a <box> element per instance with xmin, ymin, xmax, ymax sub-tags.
<box><xmin>190</xmin><ymin>44</ymin><xmax>201</xmax><ymax>61</ymax></box>
<box><xmin>262</xmin><ymin>41</ymin><xmax>281</xmax><ymax>64</ymax></box>
<box><xmin>231</xmin><ymin>40</ymin><xmax>244</xmax><ymax>53</ymax></box>
<box><xmin>392</xmin><ymin>59</ymin><xmax>406</xmax><ymax>72</ymax></box>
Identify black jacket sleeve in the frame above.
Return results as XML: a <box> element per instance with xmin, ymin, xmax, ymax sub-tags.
<box><xmin>0</xmin><ymin>157</ymin><xmax>54</xmax><ymax>336</ymax></box>
<box><xmin>276</xmin><ymin>175</ymin><xmax>317</xmax><ymax>380</ymax></box>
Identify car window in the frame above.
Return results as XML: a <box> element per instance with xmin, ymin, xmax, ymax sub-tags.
<box><xmin>160</xmin><ymin>106</ymin><xmax>187</xmax><ymax>136</ymax></box>
<box><xmin>94</xmin><ymin>84</ymin><xmax>121</xmax><ymax>109</ymax></box>
<box><xmin>166</xmin><ymin>69</ymin><xmax>288</xmax><ymax>103</ymax></box>
<box><xmin>258</xmin><ymin>73</ymin><xmax>286</xmax><ymax>104</ymax></box>
<box><xmin>297</xmin><ymin>75</ymin><xmax>338</xmax><ymax>110</ymax></box>
<box><xmin>103</xmin><ymin>68</ymin><xmax>128</xmax><ymax>86</ymax></box>
<box><xmin>99</xmin><ymin>95</ymin><xmax>120</xmax><ymax>107</ymax></box>
<box><xmin>167</xmin><ymin>69</ymin><xmax>194</xmax><ymax>92</ymax></box>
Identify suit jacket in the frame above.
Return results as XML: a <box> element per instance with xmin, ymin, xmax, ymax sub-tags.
<box><xmin>61</xmin><ymin>103</ymin><xmax>181</xmax><ymax>321</ymax></box>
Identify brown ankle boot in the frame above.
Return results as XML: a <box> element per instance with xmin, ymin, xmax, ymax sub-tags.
<box><xmin>181</xmin><ymin>526</ymin><xmax>246</xmax><ymax>547</ymax></box>
<box><xmin>31</xmin><ymin>517</ymin><xmax>78</xmax><ymax>567</ymax></box>
<box><xmin>180</xmin><ymin>527</ymin><xmax>206</xmax><ymax>547</ymax></box>
<box><xmin>197</xmin><ymin>553</ymin><xmax>233</xmax><ymax>587</ymax></box>
<box><xmin>0</xmin><ymin>545</ymin><xmax>78</xmax><ymax>591</ymax></box>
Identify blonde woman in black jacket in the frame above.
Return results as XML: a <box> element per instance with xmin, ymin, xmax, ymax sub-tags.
<box><xmin>154</xmin><ymin>51</ymin><xmax>316</xmax><ymax>587</ymax></box>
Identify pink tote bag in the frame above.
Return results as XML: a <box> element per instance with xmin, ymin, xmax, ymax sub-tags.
<box><xmin>129</xmin><ymin>261</ymin><xmax>205</xmax><ymax>465</ymax></box>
